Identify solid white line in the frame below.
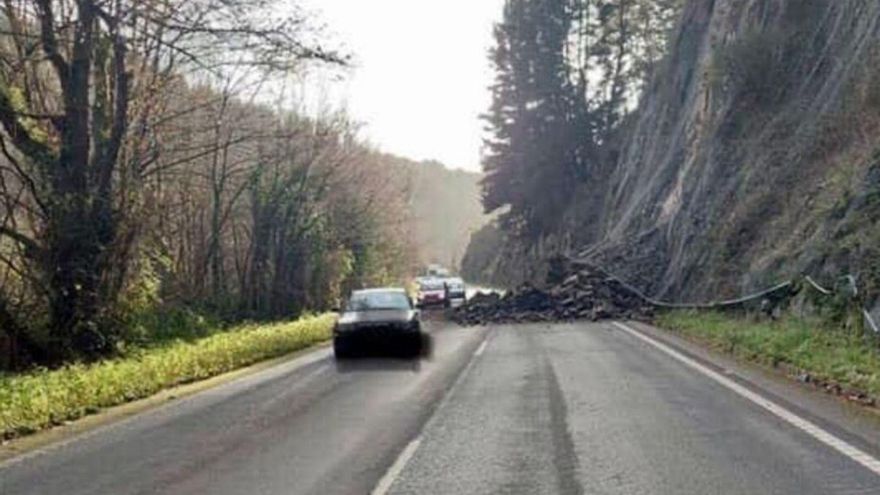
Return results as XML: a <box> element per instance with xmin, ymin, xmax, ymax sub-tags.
<box><xmin>612</xmin><ymin>322</ymin><xmax>880</xmax><ymax>477</ymax></box>
<box><xmin>475</xmin><ymin>339</ymin><xmax>488</xmax><ymax>356</ymax></box>
<box><xmin>371</xmin><ymin>437</ymin><xmax>422</xmax><ymax>495</ymax></box>
<box><xmin>370</xmin><ymin>329</ymin><xmax>492</xmax><ymax>495</ymax></box>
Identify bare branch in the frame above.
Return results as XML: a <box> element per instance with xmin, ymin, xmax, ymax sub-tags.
<box><xmin>0</xmin><ymin>225</ymin><xmax>41</xmax><ymax>257</ymax></box>
<box><xmin>34</xmin><ymin>0</ymin><xmax>70</xmax><ymax>90</ymax></box>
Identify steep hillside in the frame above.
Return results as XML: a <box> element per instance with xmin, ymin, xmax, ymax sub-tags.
<box><xmin>582</xmin><ymin>0</ymin><xmax>880</xmax><ymax>306</ymax></box>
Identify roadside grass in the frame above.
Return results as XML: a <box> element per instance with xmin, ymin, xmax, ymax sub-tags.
<box><xmin>0</xmin><ymin>314</ymin><xmax>334</xmax><ymax>440</ymax></box>
<box><xmin>657</xmin><ymin>311</ymin><xmax>880</xmax><ymax>401</ymax></box>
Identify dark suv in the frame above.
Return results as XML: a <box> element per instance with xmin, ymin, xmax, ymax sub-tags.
<box><xmin>333</xmin><ymin>288</ymin><xmax>423</xmax><ymax>358</ymax></box>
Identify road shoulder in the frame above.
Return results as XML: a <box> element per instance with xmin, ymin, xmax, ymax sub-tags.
<box><xmin>622</xmin><ymin>320</ymin><xmax>880</xmax><ymax>457</ymax></box>
<box><xmin>0</xmin><ymin>342</ymin><xmax>331</xmax><ymax>465</ymax></box>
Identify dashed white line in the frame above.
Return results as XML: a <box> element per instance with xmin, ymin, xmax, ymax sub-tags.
<box><xmin>612</xmin><ymin>321</ymin><xmax>880</xmax><ymax>477</ymax></box>
<box><xmin>370</xmin><ymin>330</ymin><xmax>492</xmax><ymax>495</ymax></box>
<box><xmin>371</xmin><ymin>437</ymin><xmax>422</xmax><ymax>495</ymax></box>
<box><xmin>475</xmin><ymin>339</ymin><xmax>488</xmax><ymax>356</ymax></box>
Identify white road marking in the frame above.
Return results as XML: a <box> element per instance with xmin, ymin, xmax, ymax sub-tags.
<box><xmin>370</xmin><ymin>329</ymin><xmax>492</xmax><ymax>495</ymax></box>
<box><xmin>475</xmin><ymin>339</ymin><xmax>488</xmax><ymax>356</ymax></box>
<box><xmin>612</xmin><ymin>321</ymin><xmax>880</xmax><ymax>477</ymax></box>
<box><xmin>371</xmin><ymin>438</ymin><xmax>422</xmax><ymax>495</ymax></box>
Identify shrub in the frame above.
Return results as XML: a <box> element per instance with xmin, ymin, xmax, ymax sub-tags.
<box><xmin>0</xmin><ymin>314</ymin><xmax>334</xmax><ymax>439</ymax></box>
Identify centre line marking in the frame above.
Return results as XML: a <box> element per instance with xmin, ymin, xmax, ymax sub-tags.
<box><xmin>370</xmin><ymin>329</ymin><xmax>492</xmax><ymax>495</ymax></box>
<box><xmin>612</xmin><ymin>321</ymin><xmax>880</xmax><ymax>477</ymax></box>
<box><xmin>475</xmin><ymin>340</ymin><xmax>488</xmax><ymax>356</ymax></box>
<box><xmin>371</xmin><ymin>438</ymin><xmax>422</xmax><ymax>495</ymax></box>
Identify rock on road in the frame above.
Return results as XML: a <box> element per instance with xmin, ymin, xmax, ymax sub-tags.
<box><xmin>3</xmin><ymin>321</ymin><xmax>880</xmax><ymax>494</ymax></box>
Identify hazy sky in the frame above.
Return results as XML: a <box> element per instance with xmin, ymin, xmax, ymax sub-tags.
<box><xmin>299</xmin><ymin>0</ymin><xmax>505</xmax><ymax>171</ymax></box>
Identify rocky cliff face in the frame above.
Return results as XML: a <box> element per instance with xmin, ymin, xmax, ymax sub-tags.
<box><xmin>582</xmin><ymin>0</ymin><xmax>880</xmax><ymax>306</ymax></box>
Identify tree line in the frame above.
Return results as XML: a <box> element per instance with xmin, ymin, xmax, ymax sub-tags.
<box><xmin>473</xmin><ymin>0</ymin><xmax>681</xmax><ymax>282</ymax></box>
<box><xmin>0</xmin><ymin>0</ymin><xmax>421</xmax><ymax>368</ymax></box>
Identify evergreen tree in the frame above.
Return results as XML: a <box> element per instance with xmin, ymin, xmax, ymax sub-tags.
<box><xmin>482</xmin><ymin>0</ymin><xmax>682</xmax><ymax>242</ymax></box>
<box><xmin>483</xmin><ymin>0</ymin><xmax>582</xmax><ymax>239</ymax></box>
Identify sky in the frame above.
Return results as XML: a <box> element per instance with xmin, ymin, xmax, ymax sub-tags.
<box><xmin>298</xmin><ymin>0</ymin><xmax>505</xmax><ymax>172</ymax></box>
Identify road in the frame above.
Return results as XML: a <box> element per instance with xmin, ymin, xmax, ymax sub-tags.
<box><xmin>3</xmin><ymin>320</ymin><xmax>880</xmax><ymax>494</ymax></box>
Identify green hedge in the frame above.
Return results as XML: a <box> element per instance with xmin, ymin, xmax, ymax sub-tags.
<box><xmin>0</xmin><ymin>314</ymin><xmax>334</xmax><ymax>439</ymax></box>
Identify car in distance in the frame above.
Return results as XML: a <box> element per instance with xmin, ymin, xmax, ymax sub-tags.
<box><xmin>333</xmin><ymin>288</ymin><xmax>423</xmax><ymax>358</ymax></box>
<box><xmin>416</xmin><ymin>278</ymin><xmax>446</xmax><ymax>308</ymax></box>
<box><xmin>443</xmin><ymin>277</ymin><xmax>467</xmax><ymax>307</ymax></box>
<box><xmin>425</xmin><ymin>264</ymin><xmax>450</xmax><ymax>278</ymax></box>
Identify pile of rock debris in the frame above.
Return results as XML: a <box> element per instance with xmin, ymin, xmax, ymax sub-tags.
<box><xmin>452</xmin><ymin>263</ymin><xmax>654</xmax><ymax>326</ymax></box>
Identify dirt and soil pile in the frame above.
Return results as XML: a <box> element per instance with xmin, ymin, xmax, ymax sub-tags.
<box><xmin>453</xmin><ymin>263</ymin><xmax>654</xmax><ymax>326</ymax></box>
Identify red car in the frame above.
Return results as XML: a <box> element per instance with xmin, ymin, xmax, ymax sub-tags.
<box><xmin>416</xmin><ymin>279</ymin><xmax>446</xmax><ymax>307</ymax></box>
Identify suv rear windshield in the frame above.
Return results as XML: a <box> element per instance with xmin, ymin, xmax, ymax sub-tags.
<box><xmin>347</xmin><ymin>291</ymin><xmax>411</xmax><ymax>311</ymax></box>
<box><xmin>419</xmin><ymin>281</ymin><xmax>443</xmax><ymax>291</ymax></box>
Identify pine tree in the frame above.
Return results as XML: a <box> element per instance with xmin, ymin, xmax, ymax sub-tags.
<box><xmin>483</xmin><ymin>0</ymin><xmax>582</xmax><ymax>239</ymax></box>
<box><xmin>482</xmin><ymin>0</ymin><xmax>682</xmax><ymax>242</ymax></box>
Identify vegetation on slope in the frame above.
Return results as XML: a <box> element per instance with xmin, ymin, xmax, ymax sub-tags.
<box><xmin>658</xmin><ymin>311</ymin><xmax>880</xmax><ymax>403</ymax></box>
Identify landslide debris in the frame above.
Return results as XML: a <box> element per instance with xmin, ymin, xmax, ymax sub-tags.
<box><xmin>453</xmin><ymin>263</ymin><xmax>654</xmax><ymax>326</ymax></box>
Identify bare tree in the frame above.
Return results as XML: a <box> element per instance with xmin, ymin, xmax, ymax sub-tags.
<box><xmin>0</xmin><ymin>0</ymin><xmax>344</xmax><ymax>360</ymax></box>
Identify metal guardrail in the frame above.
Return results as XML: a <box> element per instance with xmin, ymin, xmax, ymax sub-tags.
<box><xmin>570</xmin><ymin>258</ymin><xmax>793</xmax><ymax>309</ymax></box>
<box><xmin>571</xmin><ymin>257</ymin><xmax>878</xmax><ymax>334</ymax></box>
<box><xmin>801</xmin><ymin>274</ymin><xmax>878</xmax><ymax>334</ymax></box>
<box><xmin>864</xmin><ymin>309</ymin><xmax>880</xmax><ymax>334</ymax></box>
<box><xmin>804</xmin><ymin>275</ymin><xmax>832</xmax><ymax>295</ymax></box>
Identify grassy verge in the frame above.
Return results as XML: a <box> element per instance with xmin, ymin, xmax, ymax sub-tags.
<box><xmin>657</xmin><ymin>310</ymin><xmax>880</xmax><ymax>402</ymax></box>
<box><xmin>0</xmin><ymin>314</ymin><xmax>334</xmax><ymax>440</ymax></box>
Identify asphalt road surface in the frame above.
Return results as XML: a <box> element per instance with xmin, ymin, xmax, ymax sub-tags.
<box><xmin>3</xmin><ymin>321</ymin><xmax>880</xmax><ymax>494</ymax></box>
